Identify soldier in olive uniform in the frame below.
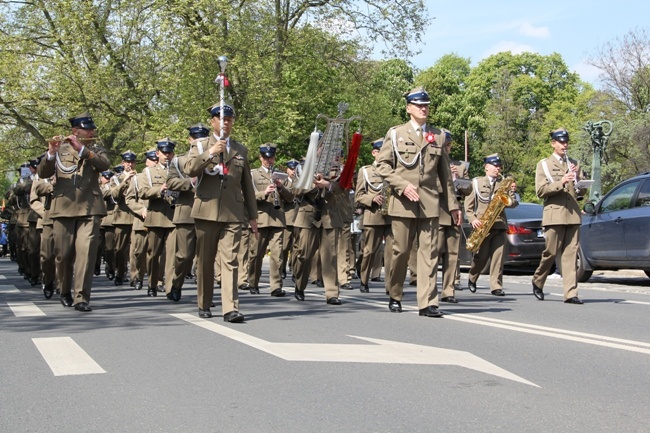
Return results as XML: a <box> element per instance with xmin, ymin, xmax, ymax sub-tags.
<box><xmin>98</xmin><ymin>170</ymin><xmax>116</xmax><ymax>281</ymax></box>
<box><xmin>185</xmin><ymin>104</ymin><xmax>257</xmax><ymax>322</ymax></box>
<box><xmin>139</xmin><ymin>139</ymin><xmax>176</xmax><ymax>297</ymax></box>
<box><xmin>110</xmin><ymin>150</ymin><xmax>137</xmax><ymax>286</ymax></box>
<box><xmin>247</xmin><ymin>143</ymin><xmax>293</xmax><ymax>296</ymax></box>
<box><xmin>38</xmin><ymin>113</ymin><xmax>110</xmax><ymax>311</ymax></box>
<box><xmin>280</xmin><ymin>160</ymin><xmax>299</xmax><ymax>279</ymax></box>
<box><xmin>355</xmin><ymin>139</ymin><xmax>393</xmax><ymax>293</ymax></box>
<box><xmin>532</xmin><ymin>128</ymin><xmax>588</xmax><ymax>304</ymax></box>
<box><xmin>465</xmin><ymin>154</ymin><xmax>518</xmax><ymax>296</ymax></box>
<box><xmin>376</xmin><ymin>88</ymin><xmax>461</xmax><ymax>317</ymax></box>
<box><xmin>164</xmin><ymin>124</ymin><xmax>205</xmax><ymax>302</ymax></box>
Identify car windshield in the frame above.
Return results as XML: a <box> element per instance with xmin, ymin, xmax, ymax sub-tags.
<box><xmin>505</xmin><ymin>204</ymin><xmax>542</xmax><ymax>219</ymax></box>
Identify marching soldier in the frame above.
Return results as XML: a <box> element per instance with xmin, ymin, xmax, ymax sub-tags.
<box><xmin>247</xmin><ymin>143</ymin><xmax>293</xmax><ymax>296</ymax></box>
<box><xmin>185</xmin><ymin>103</ymin><xmax>258</xmax><ymax>322</ymax></box>
<box><xmin>12</xmin><ymin>163</ymin><xmax>33</xmax><ymax>282</ymax></box>
<box><xmin>139</xmin><ymin>139</ymin><xmax>176</xmax><ymax>297</ymax></box>
<box><xmin>110</xmin><ymin>150</ymin><xmax>138</xmax><ymax>286</ymax></box>
<box><xmin>465</xmin><ymin>154</ymin><xmax>518</xmax><ymax>296</ymax></box>
<box><xmin>38</xmin><ymin>113</ymin><xmax>110</xmax><ymax>311</ymax></box>
<box><xmin>355</xmin><ymin>139</ymin><xmax>393</xmax><ymax>293</ymax></box>
<box><xmin>280</xmin><ymin>160</ymin><xmax>299</xmax><ymax>279</ymax></box>
<box><xmin>30</xmin><ymin>173</ymin><xmax>56</xmax><ymax>298</ymax></box>
<box><xmin>438</xmin><ymin>130</ymin><xmax>471</xmax><ymax>303</ymax></box>
<box><xmin>532</xmin><ymin>128</ymin><xmax>588</xmax><ymax>304</ymax></box>
<box><xmin>376</xmin><ymin>87</ymin><xmax>461</xmax><ymax>317</ymax></box>
<box><xmin>98</xmin><ymin>170</ymin><xmax>116</xmax><ymax>281</ymax></box>
<box><xmin>164</xmin><ymin>124</ymin><xmax>205</xmax><ymax>302</ymax></box>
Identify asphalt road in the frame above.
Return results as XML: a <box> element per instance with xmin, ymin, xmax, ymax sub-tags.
<box><xmin>1</xmin><ymin>257</ymin><xmax>649</xmax><ymax>433</ymax></box>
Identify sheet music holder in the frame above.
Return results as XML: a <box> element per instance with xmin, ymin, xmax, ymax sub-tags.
<box><xmin>575</xmin><ymin>180</ymin><xmax>594</xmax><ymax>189</ymax></box>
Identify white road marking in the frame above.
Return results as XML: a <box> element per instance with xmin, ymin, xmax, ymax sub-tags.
<box><xmin>32</xmin><ymin>337</ymin><xmax>106</xmax><ymax>376</ymax></box>
<box><xmin>619</xmin><ymin>300</ymin><xmax>650</xmax><ymax>305</ymax></box>
<box><xmin>0</xmin><ymin>275</ymin><xmax>6</xmax><ymax>279</ymax></box>
<box><xmin>445</xmin><ymin>314</ymin><xmax>650</xmax><ymax>355</ymax></box>
<box><xmin>172</xmin><ymin>313</ymin><xmax>538</xmax><ymax>387</ymax></box>
<box><xmin>8</xmin><ymin>302</ymin><xmax>45</xmax><ymax>317</ymax></box>
<box><xmin>0</xmin><ymin>284</ymin><xmax>19</xmax><ymax>293</ymax></box>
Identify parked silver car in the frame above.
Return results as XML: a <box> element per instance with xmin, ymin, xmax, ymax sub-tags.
<box><xmin>577</xmin><ymin>172</ymin><xmax>650</xmax><ymax>282</ymax></box>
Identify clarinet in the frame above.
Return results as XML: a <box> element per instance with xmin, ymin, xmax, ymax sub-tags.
<box><xmin>270</xmin><ymin>166</ymin><xmax>281</xmax><ymax>209</ymax></box>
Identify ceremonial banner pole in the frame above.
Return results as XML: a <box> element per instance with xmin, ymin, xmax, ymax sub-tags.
<box><xmin>214</xmin><ymin>55</ymin><xmax>229</xmax><ymax>178</ymax></box>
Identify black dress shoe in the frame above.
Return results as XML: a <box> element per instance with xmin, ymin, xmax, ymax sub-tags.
<box><xmin>370</xmin><ymin>277</ymin><xmax>384</xmax><ymax>282</ymax></box>
<box><xmin>134</xmin><ymin>280</ymin><xmax>143</xmax><ymax>290</ymax></box>
<box><xmin>441</xmin><ymin>296</ymin><xmax>458</xmax><ymax>303</ymax></box>
<box><xmin>326</xmin><ymin>297</ymin><xmax>342</xmax><ymax>305</ymax></box>
<box><xmin>359</xmin><ymin>283</ymin><xmax>369</xmax><ymax>293</ymax></box>
<box><xmin>453</xmin><ymin>283</ymin><xmax>463</xmax><ymax>291</ymax></box>
<box><xmin>106</xmin><ymin>269</ymin><xmax>115</xmax><ymax>281</ymax></box>
<box><xmin>340</xmin><ymin>283</ymin><xmax>353</xmax><ymax>290</ymax></box>
<box><xmin>312</xmin><ymin>279</ymin><xmax>324</xmax><ymax>287</ymax></box>
<box><xmin>564</xmin><ymin>296</ymin><xmax>584</xmax><ymax>304</ymax></box>
<box><xmin>166</xmin><ymin>289</ymin><xmax>181</xmax><ymax>302</ymax></box>
<box><xmin>74</xmin><ymin>302</ymin><xmax>92</xmax><ymax>312</ymax></box>
<box><xmin>532</xmin><ymin>281</ymin><xmax>544</xmax><ymax>301</ymax></box>
<box><xmin>280</xmin><ymin>269</ymin><xmax>287</xmax><ymax>279</ymax></box>
<box><xmin>210</xmin><ymin>302</ymin><xmax>215</xmax><ymax>307</ymax></box>
<box><xmin>224</xmin><ymin>311</ymin><xmax>245</xmax><ymax>323</ymax></box>
<box><xmin>294</xmin><ymin>288</ymin><xmax>305</xmax><ymax>301</ymax></box>
<box><xmin>419</xmin><ymin>306</ymin><xmax>444</xmax><ymax>317</ymax></box>
<box><xmin>147</xmin><ymin>287</ymin><xmax>158</xmax><ymax>297</ymax></box>
<box><xmin>270</xmin><ymin>288</ymin><xmax>286</xmax><ymax>297</ymax></box>
<box><xmin>94</xmin><ymin>266</ymin><xmax>101</xmax><ymax>276</ymax></box>
<box><xmin>43</xmin><ymin>283</ymin><xmax>54</xmax><ymax>299</ymax></box>
<box><xmin>249</xmin><ymin>286</ymin><xmax>260</xmax><ymax>294</ymax></box>
<box><xmin>491</xmin><ymin>289</ymin><xmax>506</xmax><ymax>296</ymax></box>
<box><xmin>114</xmin><ymin>276</ymin><xmax>124</xmax><ymax>286</ymax></box>
<box><xmin>60</xmin><ymin>293</ymin><xmax>73</xmax><ymax>307</ymax></box>
<box><xmin>238</xmin><ymin>283</ymin><xmax>251</xmax><ymax>291</ymax></box>
<box><xmin>468</xmin><ymin>280</ymin><xmax>477</xmax><ymax>293</ymax></box>
<box><xmin>156</xmin><ymin>285</ymin><xmax>165</xmax><ymax>292</ymax></box>
<box><xmin>409</xmin><ymin>280</ymin><xmax>417</xmax><ymax>286</ymax></box>
<box><xmin>388</xmin><ymin>298</ymin><xmax>402</xmax><ymax>313</ymax></box>
<box><xmin>198</xmin><ymin>308</ymin><xmax>212</xmax><ymax>318</ymax></box>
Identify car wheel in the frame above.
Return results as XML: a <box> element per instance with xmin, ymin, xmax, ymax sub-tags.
<box><xmin>576</xmin><ymin>249</ymin><xmax>592</xmax><ymax>283</ymax></box>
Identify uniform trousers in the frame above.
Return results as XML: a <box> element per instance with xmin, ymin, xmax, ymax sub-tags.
<box><xmin>387</xmin><ymin>216</ymin><xmax>440</xmax><ymax>309</ymax></box>
<box><xmin>40</xmin><ymin>224</ymin><xmax>55</xmax><ymax>289</ymax></box>
<box><xmin>100</xmin><ymin>226</ymin><xmax>116</xmax><ymax>276</ymax></box>
<box><xmin>27</xmin><ymin>222</ymin><xmax>41</xmax><ymax>281</ymax></box>
<box><xmin>52</xmin><ymin>216</ymin><xmax>101</xmax><ymax>305</ymax></box>
<box><xmin>436</xmin><ymin>224</ymin><xmax>461</xmax><ymax>298</ymax></box>
<box><xmin>130</xmin><ymin>229</ymin><xmax>147</xmax><ymax>284</ymax></box>
<box><xmin>337</xmin><ymin>226</ymin><xmax>352</xmax><ymax>285</ymax></box>
<box><xmin>293</xmin><ymin>226</ymin><xmax>339</xmax><ymax>300</ymax></box>
<box><xmin>113</xmin><ymin>225</ymin><xmax>132</xmax><ymax>281</ymax></box>
<box><xmin>195</xmin><ymin>219</ymin><xmax>241</xmax><ymax>315</ymax></box>
<box><xmin>281</xmin><ymin>226</ymin><xmax>294</xmax><ymax>274</ymax></box>
<box><xmin>359</xmin><ymin>224</ymin><xmax>392</xmax><ymax>285</ymax></box>
<box><xmin>145</xmin><ymin>227</ymin><xmax>174</xmax><ymax>290</ymax></box>
<box><xmin>168</xmin><ymin>224</ymin><xmax>195</xmax><ymax>292</ymax></box>
<box><xmin>16</xmin><ymin>224</ymin><xmax>29</xmax><ymax>275</ymax></box>
<box><xmin>248</xmin><ymin>226</ymin><xmax>283</xmax><ymax>290</ymax></box>
<box><xmin>468</xmin><ymin>229</ymin><xmax>506</xmax><ymax>291</ymax></box>
<box><xmin>533</xmin><ymin>224</ymin><xmax>580</xmax><ymax>299</ymax></box>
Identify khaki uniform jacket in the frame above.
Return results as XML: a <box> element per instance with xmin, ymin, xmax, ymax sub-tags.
<box><xmin>464</xmin><ymin>176</ymin><xmax>518</xmax><ymax>230</ymax></box>
<box><xmin>125</xmin><ymin>173</ymin><xmax>148</xmax><ymax>231</ymax></box>
<box><xmin>440</xmin><ymin>160</ymin><xmax>471</xmax><ymax>226</ymax></box>
<box><xmin>13</xmin><ymin>177</ymin><xmax>34</xmax><ymax>228</ymax></box>
<box><xmin>139</xmin><ymin>164</ymin><xmax>175</xmax><ymax>229</ymax></box>
<box><xmin>100</xmin><ymin>182</ymin><xmax>116</xmax><ymax>227</ymax></box>
<box><xmin>282</xmin><ymin>174</ymin><xmax>298</xmax><ymax>226</ymax></box>
<box><xmin>376</xmin><ymin>122</ymin><xmax>459</xmax><ymax>218</ymax></box>
<box><xmin>293</xmin><ymin>184</ymin><xmax>344</xmax><ymax>230</ymax></box>
<box><xmin>166</xmin><ymin>154</ymin><xmax>195</xmax><ymax>225</ymax></box>
<box><xmin>30</xmin><ymin>177</ymin><xmax>53</xmax><ymax>229</ymax></box>
<box><xmin>251</xmin><ymin>167</ymin><xmax>292</xmax><ymax>228</ymax></box>
<box><xmin>185</xmin><ymin>136</ymin><xmax>257</xmax><ymax>223</ymax></box>
<box><xmin>535</xmin><ymin>155</ymin><xmax>586</xmax><ymax>226</ymax></box>
<box><xmin>110</xmin><ymin>171</ymin><xmax>136</xmax><ymax>225</ymax></box>
<box><xmin>355</xmin><ymin>163</ymin><xmax>390</xmax><ymax>227</ymax></box>
<box><xmin>37</xmin><ymin>143</ymin><xmax>109</xmax><ymax>218</ymax></box>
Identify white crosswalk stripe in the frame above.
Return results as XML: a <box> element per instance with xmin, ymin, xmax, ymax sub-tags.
<box><xmin>0</xmin><ymin>284</ymin><xmax>19</xmax><ymax>293</ymax></box>
<box><xmin>8</xmin><ymin>302</ymin><xmax>46</xmax><ymax>317</ymax></box>
<box><xmin>32</xmin><ymin>337</ymin><xmax>106</xmax><ymax>376</ymax></box>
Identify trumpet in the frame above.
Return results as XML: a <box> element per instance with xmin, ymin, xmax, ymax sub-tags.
<box><xmin>270</xmin><ymin>165</ymin><xmax>281</xmax><ymax>209</ymax></box>
<box><xmin>47</xmin><ymin>135</ymin><xmax>100</xmax><ymax>144</ymax></box>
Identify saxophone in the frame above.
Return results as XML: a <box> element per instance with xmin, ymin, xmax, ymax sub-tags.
<box><xmin>466</xmin><ymin>175</ymin><xmax>514</xmax><ymax>253</ymax></box>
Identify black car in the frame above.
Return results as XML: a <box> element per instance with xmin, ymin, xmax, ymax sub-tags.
<box><xmin>459</xmin><ymin>202</ymin><xmax>546</xmax><ymax>268</ymax></box>
<box><xmin>577</xmin><ymin>172</ymin><xmax>650</xmax><ymax>282</ymax></box>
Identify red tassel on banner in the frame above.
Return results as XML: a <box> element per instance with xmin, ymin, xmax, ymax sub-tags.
<box><xmin>339</xmin><ymin>131</ymin><xmax>363</xmax><ymax>190</ymax></box>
